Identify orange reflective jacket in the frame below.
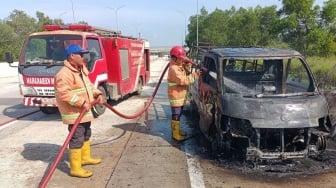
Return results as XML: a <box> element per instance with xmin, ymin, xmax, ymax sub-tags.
<box><xmin>55</xmin><ymin>60</ymin><xmax>101</xmax><ymax>124</ymax></box>
<box><xmin>167</xmin><ymin>60</ymin><xmax>198</xmax><ymax>107</ymax></box>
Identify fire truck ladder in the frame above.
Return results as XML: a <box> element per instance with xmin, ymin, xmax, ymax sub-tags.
<box><xmin>93</xmin><ymin>26</ymin><xmax>139</xmax><ymax>40</ymax></box>
<box><xmin>92</xmin><ymin>26</ymin><xmax>121</xmax><ymax>37</ymax></box>
<box><xmin>43</xmin><ymin>24</ymin><xmax>140</xmax><ymax>39</ymax></box>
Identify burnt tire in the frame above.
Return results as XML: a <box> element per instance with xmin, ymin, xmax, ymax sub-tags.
<box><xmin>189</xmin><ymin>100</ymin><xmax>198</xmax><ymax>114</ymax></box>
<box><xmin>40</xmin><ymin>107</ymin><xmax>58</xmax><ymax>114</ymax></box>
<box><xmin>209</xmin><ymin>126</ymin><xmax>223</xmax><ymax>157</ymax></box>
<box><xmin>329</xmin><ymin>124</ymin><xmax>336</xmax><ymax>138</ymax></box>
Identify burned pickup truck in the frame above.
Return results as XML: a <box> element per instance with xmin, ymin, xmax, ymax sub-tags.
<box><xmin>189</xmin><ymin>47</ymin><xmax>335</xmax><ymax>161</ymax></box>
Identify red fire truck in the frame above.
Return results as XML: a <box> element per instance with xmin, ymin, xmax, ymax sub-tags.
<box><xmin>5</xmin><ymin>24</ymin><xmax>150</xmax><ymax>115</ymax></box>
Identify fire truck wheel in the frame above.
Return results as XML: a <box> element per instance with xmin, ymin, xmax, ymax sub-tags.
<box><xmin>136</xmin><ymin>78</ymin><xmax>143</xmax><ymax>95</ymax></box>
<box><xmin>40</xmin><ymin>107</ymin><xmax>58</xmax><ymax>114</ymax></box>
<box><xmin>94</xmin><ymin>86</ymin><xmax>107</xmax><ymax>116</ymax></box>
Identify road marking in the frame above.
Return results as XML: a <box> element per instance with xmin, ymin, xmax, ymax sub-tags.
<box><xmin>186</xmin><ymin>153</ymin><xmax>206</xmax><ymax>188</ymax></box>
<box><xmin>182</xmin><ymin>142</ymin><xmax>206</xmax><ymax>188</ymax></box>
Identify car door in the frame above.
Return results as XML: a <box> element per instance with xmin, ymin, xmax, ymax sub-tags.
<box><xmin>197</xmin><ymin>56</ymin><xmax>218</xmax><ymax>135</ymax></box>
<box><xmin>322</xmin><ymin>89</ymin><xmax>336</xmax><ymax>133</ymax></box>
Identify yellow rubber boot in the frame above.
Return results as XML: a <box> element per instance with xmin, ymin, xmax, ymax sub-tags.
<box><xmin>171</xmin><ymin>120</ymin><xmax>187</xmax><ymax>137</ymax></box>
<box><xmin>69</xmin><ymin>148</ymin><xmax>93</xmax><ymax>178</ymax></box>
<box><xmin>171</xmin><ymin>120</ymin><xmax>186</xmax><ymax>141</ymax></box>
<box><xmin>81</xmin><ymin>141</ymin><xmax>102</xmax><ymax>165</ymax></box>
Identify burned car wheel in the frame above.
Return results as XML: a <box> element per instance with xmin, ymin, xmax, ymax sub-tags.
<box><xmin>209</xmin><ymin>126</ymin><xmax>223</xmax><ymax>157</ymax></box>
<box><xmin>189</xmin><ymin>100</ymin><xmax>199</xmax><ymax>115</ymax></box>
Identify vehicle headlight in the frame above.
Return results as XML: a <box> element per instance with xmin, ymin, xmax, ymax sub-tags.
<box><xmin>20</xmin><ymin>85</ymin><xmax>37</xmax><ymax>96</ymax></box>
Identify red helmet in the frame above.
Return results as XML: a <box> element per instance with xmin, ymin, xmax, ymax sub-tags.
<box><xmin>170</xmin><ymin>45</ymin><xmax>185</xmax><ymax>58</ymax></box>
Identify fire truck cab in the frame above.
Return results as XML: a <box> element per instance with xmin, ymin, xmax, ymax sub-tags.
<box><xmin>5</xmin><ymin>24</ymin><xmax>150</xmax><ymax>115</ymax></box>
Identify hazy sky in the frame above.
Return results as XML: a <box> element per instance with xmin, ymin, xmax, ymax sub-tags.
<box><xmin>0</xmin><ymin>0</ymin><xmax>325</xmax><ymax>47</ymax></box>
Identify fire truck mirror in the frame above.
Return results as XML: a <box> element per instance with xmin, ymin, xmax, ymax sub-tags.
<box><xmin>5</xmin><ymin>52</ymin><xmax>14</xmax><ymax>64</ymax></box>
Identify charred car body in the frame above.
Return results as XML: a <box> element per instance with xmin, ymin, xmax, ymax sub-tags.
<box><xmin>189</xmin><ymin>47</ymin><xmax>335</xmax><ymax>161</ymax></box>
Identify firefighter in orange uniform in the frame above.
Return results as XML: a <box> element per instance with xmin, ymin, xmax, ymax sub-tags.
<box><xmin>54</xmin><ymin>44</ymin><xmax>104</xmax><ymax>178</ymax></box>
<box><xmin>167</xmin><ymin>45</ymin><xmax>200</xmax><ymax>141</ymax></box>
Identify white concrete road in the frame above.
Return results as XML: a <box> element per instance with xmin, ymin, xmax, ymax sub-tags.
<box><xmin>0</xmin><ymin>62</ymin><xmax>18</xmax><ymax>78</ymax></box>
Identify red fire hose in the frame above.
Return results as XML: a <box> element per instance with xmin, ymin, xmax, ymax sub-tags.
<box><xmin>104</xmin><ymin>62</ymin><xmax>170</xmax><ymax>119</ymax></box>
<box><xmin>38</xmin><ymin>59</ymin><xmax>200</xmax><ymax>187</ymax></box>
<box><xmin>38</xmin><ymin>105</ymin><xmax>93</xmax><ymax>188</ymax></box>
<box><xmin>38</xmin><ymin>62</ymin><xmax>172</xmax><ymax>187</ymax></box>
<box><xmin>105</xmin><ymin>58</ymin><xmax>199</xmax><ymax>119</ymax></box>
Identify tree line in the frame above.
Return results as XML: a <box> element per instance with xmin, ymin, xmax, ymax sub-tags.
<box><xmin>186</xmin><ymin>0</ymin><xmax>336</xmax><ymax>57</ymax></box>
<box><xmin>0</xmin><ymin>10</ymin><xmax>86</xmax><ymax>61</ymax></box>
<box><xmin>1</xmin><ymin>0</ymin><xmax>336</xmax><ymax>62</ymax></box>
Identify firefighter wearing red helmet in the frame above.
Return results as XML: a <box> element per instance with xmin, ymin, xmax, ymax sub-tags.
<box><xmin>167</xmin><ymin>45</ymin><xmax>200</xmax><ymax>141</ymax></box>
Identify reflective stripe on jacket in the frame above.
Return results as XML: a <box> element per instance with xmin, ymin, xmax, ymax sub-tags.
<box><xmin>167</xmin><ymin>60</ymin><xmax>197</xmax><ymax>107</ymax></box>
<box><xmin>55</xmin><ymin>60</ymin><xmax>102</xmax><ymax>124</ymax></box>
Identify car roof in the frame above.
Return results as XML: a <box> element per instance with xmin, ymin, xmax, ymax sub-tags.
<box><xmin>209</xmin><ymin>47</ymin><xmax>303</xmax><ymax>59</ymax></box>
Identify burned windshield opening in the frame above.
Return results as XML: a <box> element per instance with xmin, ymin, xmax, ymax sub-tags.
<box><xmin>222</xmin><ymin>58</ymin><xmax>315</xmax><ymax>96</ymax></box>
